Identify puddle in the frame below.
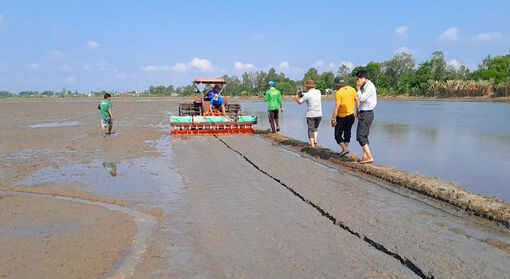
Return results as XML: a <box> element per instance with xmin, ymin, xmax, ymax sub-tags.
<box><xmin>103</xmin><ymin>162</ymin><xmax>118</xmax><ymax>177</ymax></box>
<box><xmin>28</xmin><ymin>121</ymin><xmax>79</xmax><ymax>128</ymax></box>
<box><xmin>12</xmin><ymin>134</ymin><xmax>189</xmax><ymax>276</ymax></box>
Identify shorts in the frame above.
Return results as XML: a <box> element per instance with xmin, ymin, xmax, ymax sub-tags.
<box><xmin>306</xmin><ymin>117</ymin><xmax>322</xmax><ymax>138</ymax></box>
<box><xmin>101</xmin><ymin>117</ymin><xmax>113</xmax><ymax>128</ymax></box>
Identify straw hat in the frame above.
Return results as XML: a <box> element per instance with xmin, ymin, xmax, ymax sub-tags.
<box><xmin>305</xmin><ymin>79</ymin><xmax>315</xmax><ymax>88</ymax></box>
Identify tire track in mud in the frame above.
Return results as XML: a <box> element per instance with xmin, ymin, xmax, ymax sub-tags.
<box><xmin>214</xmin><ymin>136</ymin><xmax>433</xmax><ymax>279</ymax></box>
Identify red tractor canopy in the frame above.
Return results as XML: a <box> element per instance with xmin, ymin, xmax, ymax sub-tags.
<box><xmin>193</xmin><ymin>78</ymin><xmax>226</xmax><ymax>85</ymax></box>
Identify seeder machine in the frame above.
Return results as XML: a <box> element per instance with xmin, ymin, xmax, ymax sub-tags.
<box><xmin>170</xmin><ymin>78</ymin><xmax>257</xmax><ymax>135</ymax></box>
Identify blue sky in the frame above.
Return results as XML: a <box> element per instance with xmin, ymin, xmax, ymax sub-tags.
<box><xmin>1</xmin><ymin>0</ymin><xmax>509</xmax><ymax>92</ymax></box>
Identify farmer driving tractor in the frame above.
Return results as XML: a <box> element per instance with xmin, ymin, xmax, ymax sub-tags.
<box><xmin>206</xmin><ymin>84</ymin><xmax>221</xmax><ymax>99</ymax></box>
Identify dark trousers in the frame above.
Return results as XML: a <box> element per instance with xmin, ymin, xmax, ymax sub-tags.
<box><xmin>334</xmin><ymin>114</ymin><xmax>355</xmax><ymax>143</ymax></box>
<box><xmin>306</xmin><ymin>117</ymin><xmax>322</xmax><ymax>138</ymax></box>
<box><xmin>356</xmin><ymin>110</ymin><xmax>374</xmax><ymax>146</ymax></box>
<box><xmin>268</xmin><ymin>110</ymin><xmax>279</xmax><ymax>133</ymax></box>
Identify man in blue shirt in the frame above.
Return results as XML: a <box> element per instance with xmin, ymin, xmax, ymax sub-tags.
<box><xmin>206</xmin><ymin>84</ymin><xmax>221</xmax><ymax>99</ymax></box>
<box><xmin>207</xmin><ymin>94</ymin><xmax>226</xmax><ymax>115</ymax></box>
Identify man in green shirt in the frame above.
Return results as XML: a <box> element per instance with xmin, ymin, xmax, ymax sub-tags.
<box><xmin>98</xmin><ymin>93</ymin><xmax>114</xmax><ymax>136</ymax></box>
<box><xmin>264</xmin><ymin>81</ymin><xmax>283</xmax><ymax>133</ymax></box>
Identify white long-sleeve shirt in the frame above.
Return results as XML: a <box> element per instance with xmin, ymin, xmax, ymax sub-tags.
<box><xmin>357</xmin><ymin>80</ymin><xmax>377</xmax><ymax>111</ymax></box>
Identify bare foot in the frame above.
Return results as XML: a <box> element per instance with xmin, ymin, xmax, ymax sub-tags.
<box><xmin>359</xmin><ymin>159</ymin><xmax>374</xmax><ymax>164</ymax></box>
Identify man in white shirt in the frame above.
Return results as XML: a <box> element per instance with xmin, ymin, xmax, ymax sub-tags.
<box><xmin>295</xmin><ymin>79</ymin><xmax>322</xmax><ymax>148</ymax></box>
<box><xmin>355</xmin><ymin>69</ymin><xmax>377</xmax><ymax>164</ymax></box>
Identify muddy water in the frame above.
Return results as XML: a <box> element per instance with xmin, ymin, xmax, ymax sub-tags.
<box><xmin>242</xmin><ymin>100</ymin><xmax>510</xmax><ymax>201</ymax></box>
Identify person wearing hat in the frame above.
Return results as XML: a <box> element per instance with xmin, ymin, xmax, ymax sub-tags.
<box><xmin>331</xmin><ymin>77</ymin><xmax>359</xmax><ymax>156</ymax></box>
<box><xmin>207</xmin><ymin>93</ymin><xmax>226</xmax><ymax>116</ymax></box>
<box><xmin>206</xmin><ymin>84</ymin><xmax>221</xmax><ymax>99</ymax></box>
<box><xmin>264</xmin><ymin>81</ymin><xmax>283</xmax><ymax>133</ymax></box>
<box><xmin>295</xmin><ymin>79</ymin><xmax>322</xmax><ymax>148</ymax></box>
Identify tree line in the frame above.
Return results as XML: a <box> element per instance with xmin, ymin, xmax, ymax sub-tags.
<box><xmin>2</xmin><ymin>50</ymin><xmax>509</xmax><ymax>98</ymax></box>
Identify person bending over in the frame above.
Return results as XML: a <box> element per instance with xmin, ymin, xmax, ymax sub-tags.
<box><xmin>208</xmin><ymin>94</ymin><xmax>226</xmax><ymax>116</ymax></box>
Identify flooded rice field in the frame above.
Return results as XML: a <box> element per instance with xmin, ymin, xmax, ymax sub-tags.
<box><xmin>0</xmin><ymin>98</ymin><xmax>509</xmax><ymax>278</ymax></box>
<box><xmin>242</xmin><ymin>100</ymin><xmax>510</xmax><ymax>201</ymax></box>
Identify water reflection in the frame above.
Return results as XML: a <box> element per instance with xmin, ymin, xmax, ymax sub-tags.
<box><xmin>416</xmin><ymin>128</ymin><xmax>438</xmax><ymax>142</ymax></box>
<box><xmin>374</xmin><ymin>123</ymin><xmax>410</xmax><ymax>143</ymax></box>
<box><xmin>103</xmin><ymin>162</ymin><xmax>117</xmax><ymax>177</ymax></box>
<box><xmin>241</xmin><ymin>100</ymin><xmax>510</xmax><ymax>201</ymax></box>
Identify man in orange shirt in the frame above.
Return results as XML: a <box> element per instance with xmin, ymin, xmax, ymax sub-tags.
<box><xmin>331</xmin><ymin>78</ymin><xmax>359</xmax><ymax>156</ymax></box>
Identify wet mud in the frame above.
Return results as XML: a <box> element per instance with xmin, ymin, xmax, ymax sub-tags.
<box><xmin>216</xmin><ymin>134</ymin><xmax>510</xmax><ymax>278</ymax></box>
<box><xmin>2</xmin><ymin>99</ymin><xmax>509</xmax><ymax>278</ymax></box>
<box><xmin>0</xmin><ymin>193</ymin><xmax>136</xmax><ymax>278</ymax></box>
<box><xmin>256</xmin><ymin>130</ymin><xmax>510</xmax><ymax>228</ymax></box>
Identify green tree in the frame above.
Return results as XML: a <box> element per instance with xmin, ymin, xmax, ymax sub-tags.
<box><xmin>366</xmin><ymin>62</ymin><xmax>382</xmax><ymax>85</ymax></box>
<box><xmin>315</xmin><ymin>80</ymin><xmax>327</xmax><ymax>93</ymax></box>
<box><xmin>267</xmin><ymin>68</ymin><xmax>278</xmax><ymax>83</ymax></box>
<box><xmin>320</xmin><ymin>71</ymin><xmax>335</xmax><ymax>88</ymax></box>
<box><xmin>303</xmin><ymin>68</ymin><xmax>319</xmax><ymax>82</ymax></box>
<box><xmin>472</xmin><ymin>54</ymin><xmax>510</xmax><ymax>83</ymax></box>
<box><xmin>382</xmin><ymin>52</ymin><xmax>416</xmax><ymax>93</ymax></box>
<box><xmin>337</xmin><ymin>64</ymin><xmax>351</xmax><ymax>77</ymax></box>
<box><xmin>276</xmin><ymin>81</ymin><xmax>297</xmax><ymax>95</ymax></box>
<box><xmin>0</xmin><ymin>91</ymin><xmax>13</xmax><ymax>97</ymax></box>
<box><xmin>430</xmin><ymin>51</ymin><xmax>447</xmax><ymax>81</ymax></box>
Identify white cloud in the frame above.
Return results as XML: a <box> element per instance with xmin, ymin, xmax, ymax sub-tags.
<box><xmin>190</xmin><ymin>57</ymin><xmax>213</xmax><ymax>71</ymax></box>
<box><xmin>314</xmin><ymin>61</ymin><xmax>352</xmax><ymax>72</ymax></box>
<box><xmin>314</xmin><ymin>60</ymin><xmax>324</xmax><ymax>67</ymax></box>
<box><xmin>393</xmin><ymin>46</ymin><xmax>415</xmax><ymax>55</ymax></box>
<box><xmin>28</xmin><ymin>63</ymin><xmax>39</xmax><ymax>70</ymax></box>
<box><xmin>475</xmin><ymin>32</ymin><xmax>502</xmax><ymax>41</ymax></box>
<box><xmin>448</xmin><ymin>59</ymin><xmax>461</xmax><ymax>69</ymax></box>
<box><xmin>141</xmin><ymin>57</ymin><xmax>214</xmax><ymax>72</ymax></box>
<box><xmin>86</xmin><ymin>40</ymin><xmax>101</xmax><ymax>50</ymax></box>
<box><xmin>279</xmin><ymin>61</ymin><xmax>289</xmax><ymax>69</ymax></box>
<box><xmin>59</xmin><ymin>65</ymin><xmax>72</xmax><ymax>71</ymax></box>
<box><xmin>438</xmin><ymin>28</ymin><xmax>459</xmax><ymax>41</ymax></box>
<box><xmin>67</xmin><ymin>75</ymin><xmax>77</xmax><ymax>84</ymax></box>
<box><xmin>234</xmin><ymin>61</ymin><xmax>255</xmax><ymax>70</ymax></box>
<box><xmin>394</xmin><ymin>26</ymin><xmax>409</xmax><ymax>37</ymax></box>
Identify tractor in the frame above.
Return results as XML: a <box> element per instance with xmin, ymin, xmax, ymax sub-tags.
<box><xmin>170</xmin><ymin>78</ymin><xmax>257</xmax><ymax>135</ymax></box>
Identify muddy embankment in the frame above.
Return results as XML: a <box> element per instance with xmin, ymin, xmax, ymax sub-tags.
<box><xmin>256</xmin><ymin>130</ymin><xmax>510</xmax><ymax>228</ymax></box>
